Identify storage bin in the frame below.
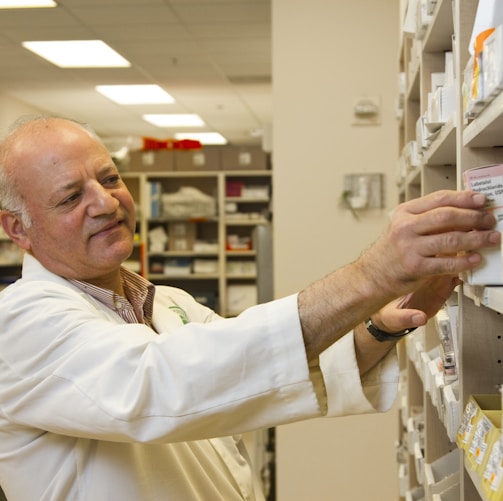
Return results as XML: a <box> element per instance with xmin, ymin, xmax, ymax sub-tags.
<box><xmin>423</xmin><ymin>448</ymin><xmax>459</xmax><ymax>499</ymax></box>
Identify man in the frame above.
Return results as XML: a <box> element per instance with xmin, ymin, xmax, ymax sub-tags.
<box><xmin>0</xmin><ymin>115</ymin><xmax>498</xmax><ymax>500</ymax></box>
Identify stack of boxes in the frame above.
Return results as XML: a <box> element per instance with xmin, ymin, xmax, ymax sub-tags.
<box><xmin>457</xmin><ymin>394</ymin><xmax>503</xmax><ymax>499</ymax></box>
<box><xmin>126</xmin><ymin>145</ymin><xmax>269</xmax><ymax>173</ymax></box>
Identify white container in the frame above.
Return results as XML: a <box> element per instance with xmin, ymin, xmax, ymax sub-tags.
<box><xmin>463</xmin><ymin>164</ymin><xmax>503</xmax><ymax>284</ymax></box>
<box><xmin>423</xmin><ymin>448</ymin><xmax>460</xmax><ymax>499</ymax></box>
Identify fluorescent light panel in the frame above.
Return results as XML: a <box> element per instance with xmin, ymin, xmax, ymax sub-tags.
<box><xmin>143</xmin><ymin>114</ymin><xmax>205</xmax><ymax>127</ymax></box>
<box><xmin>96</xmin><ymin>85</ymin><xmax>175</xmax><ymax>105</ymax></box>
<box><xmin>0</xmin><ymin>0</ymin><xmax>56</xmax><ymax>7</ymax></box>
<box><xmin>22</xmin><ymin>40</ymin><xmax>130</xmax><ymax>68</ymax></box>
<box><xmin>175</xmin><ymin>132</ymin><xmax>228</xmax><ymax>145</ymax></box>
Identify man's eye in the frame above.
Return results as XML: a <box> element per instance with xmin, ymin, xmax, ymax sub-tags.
<box><xmin>60</xmin><ymin>193</ymin><xmax>81</xmax><ymax>206</ymax></box>
<box><xmin>103</xmin><ymin>175</ymin><xmax>121</xmax><ymax>186</ymax></box>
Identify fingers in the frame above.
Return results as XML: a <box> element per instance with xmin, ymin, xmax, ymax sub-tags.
<box><xmin>393</xmin><ymin>192</ymin><xmax>496</xmax><ymax>237</ymax></box>
<box><xmin>375</xmin><ymin>276</ymin><xmax>459</xmax><ymax>333</ymax></box>
<box><xmin>401</xmin><ymin>190</ymin><xmax>488</xmax><ymax>215</ymax></box>
<box><xmin>372</xmin><ymin>304</ymin><xmax>427</xmax><ymax>332</ymax></box>
<box><xmin>397</xmin><ymin>276</ymin><xmax>459</xmax><ymax>312</ymax></box>
<box><xmin>394</xmin><ymin>189</ymin><xmax>494</xmax><ymax>233</ymax></box>
<box><xmin>414</xmin><ymin>229</ymin><xmax>500</xmax><ymax>259</ymax></box>
<box><xmin>386</xmin><ymin>190</ymin><xmax>500</xmax><ymax>279</ymax></box>
<box><xmin>360</xmin><ymin>189</ymin><xmax>501</xmax><ymax>301</ymax></box>
<box><xmin>411</xmin><ymin>207</ymin><xmax>496</xmax><ymax>235</ymax></box>
<box><xmin>392</xmin><ymin>309</ymin><xmax>428</xmax><ymax>329</ymax></box>
<box><xmin>410</xmin><ymin>228</ymin><xmax>499</xmax><ymax>274</ymax></box>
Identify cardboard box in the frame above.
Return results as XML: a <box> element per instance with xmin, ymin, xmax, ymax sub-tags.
<box><xmin>481</xmin><ymin>428</ymin><xmax>503</xmax><ymax>498</ymax></box>
<box><xmin>128</xmin><ymin>150</ymin><xmax>175</xmax><ymax>172</ymax></box>
<box><xmin>458</xmin><ymin>394</ymin><xmax>502</xmax><ymax>450</ymax></box>
<box><xmin>464</xmin><ymin>164</ymin><xmax>503</xmax><ymax>284</ymax></box>
<box><xmin>168</xmin><ymin>222</ymin><xmax>196</xmax><ymax>251</ymax></box>
<box><xmin>466</xmin><ymin>410</ymin><xmax>501</xmax><ymax>475</ymax></box>
<box><xmin>175</xmin><ymin>148</ymin><xmax>221</xmax><ymax>171</ymax></box>
<box><xmin>221</xmin><ymin>146</ymin><xmax>268</xmax><ymax>171</ymax></box>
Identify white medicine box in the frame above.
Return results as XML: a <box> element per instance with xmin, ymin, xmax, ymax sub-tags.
<box><xmin>463</xmin><ymin>164</ymin><xmax>503</xmax><ymax>285</ymax></box>
<box><xmin>483</xmin><ymin>24</ymin><xmax>503</xmax><ymax>99</ymax></box>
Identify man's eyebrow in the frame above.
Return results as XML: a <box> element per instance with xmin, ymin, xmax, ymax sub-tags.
<box><xmin>97</xmin><ymin>165</ymin><xmax>119</xmax><ymax>176</ymax></box>
<box><xmin>46</xmin><ymin>179</ymin><xmax>82</xmax><ymax>207</ymax></box>
<box><xmin>48</xmin><ymin>165</ymin><xmax>120</xmax><ymax>203</ymax></box>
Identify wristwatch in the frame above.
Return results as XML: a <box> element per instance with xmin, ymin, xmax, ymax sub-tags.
<box><xmin>365</xmin><ymin>317</ymin><xmax>417</xmax><ymax>342</ymax></box>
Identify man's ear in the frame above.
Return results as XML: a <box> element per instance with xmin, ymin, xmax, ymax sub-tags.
<box><xmin>0</xmin><ymin>211</ymin><xmax>31</xmax><ymax>251</ymax></box>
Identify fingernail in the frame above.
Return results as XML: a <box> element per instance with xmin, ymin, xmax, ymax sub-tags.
<box><xmin>472</xmin><ymin>193</ymin><xmax>486</xmax><ymax>205</ymax></box>
<box><xmin>484</xmin><ymin>213</ymin><xmax>497</xmax><ymax>225</ymax></box>
<box><xmin>411</xmin><ymin>314</ymin><xmax>425</xmax><ymax>326</ymax></box>
<box><xmin>489</xmin><ymin>231</ymin><xmax>501</xmax><ymax>244</ymax></box>
<box><xmin>468</xmin><ymin>253</ymin><xmax>482</xmax><ymax>264</ymax></box>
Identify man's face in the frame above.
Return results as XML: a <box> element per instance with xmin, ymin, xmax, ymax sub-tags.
<box><xmin>8</xmin><ymin>120</ymin><xmax>136</xmax><ymax>285</ymax></box>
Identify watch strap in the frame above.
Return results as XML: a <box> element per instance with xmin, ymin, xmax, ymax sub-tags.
<box><xmin>365</xmin><ymin>318</ymin><xmax>417</xmax><ymax>342</ymax></box>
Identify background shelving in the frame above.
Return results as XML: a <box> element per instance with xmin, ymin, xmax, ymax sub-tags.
<box><xmin>397</xmin><ymin>1</ymin><xmax>503</xmax><ymax>500</ymax></box>
<box><xmin>122</xmin><ymin>169</ymin><xmax>273</xmax><ymax>318</ymax></box>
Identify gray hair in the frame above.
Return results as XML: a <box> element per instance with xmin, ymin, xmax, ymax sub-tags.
<box><xmin>0</xmin><ymin>114</ymin><xmax>101</xmax><ymax>228</ymax></box>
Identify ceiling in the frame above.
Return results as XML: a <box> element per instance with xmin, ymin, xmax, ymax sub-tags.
<box><xmin>0</xmin><ymin>0</ymin><xmax>272</xmax><ymax>146</ymax></box>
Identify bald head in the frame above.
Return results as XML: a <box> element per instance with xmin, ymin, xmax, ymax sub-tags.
<box><xmin>0</xmin><ymin>115</ymin><xmax>136</xmax><ymax>287</ymax></box>
<box><xmin>0</xmin><ymin>116</ymin><xmax>101</xmax><ymax>226</ymax></box>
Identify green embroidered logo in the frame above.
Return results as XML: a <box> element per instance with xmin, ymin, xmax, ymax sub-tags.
<box><xmin>169</xmin><ymin>305</ymin><xmax>189</xmax><ymax>324</ymax></box>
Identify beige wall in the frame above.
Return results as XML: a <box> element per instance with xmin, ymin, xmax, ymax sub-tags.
<box><xmin>272</xmin><ymin>0</ymin><xmax>400</xmax><ymax>500</ymax></box>
<box><xmin>0</xmin><ymin>95</ymin><xmax>40</xmax><ymax>133</ymax></box>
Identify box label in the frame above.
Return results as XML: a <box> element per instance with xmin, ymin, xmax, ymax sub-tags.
<box><xmin>464</xmin><ymin>164</ymin><xmax>503</xmax><ymax>284</ymax></box>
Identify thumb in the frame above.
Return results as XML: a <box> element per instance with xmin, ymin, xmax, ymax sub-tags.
<box><xmin>379</xmin><ymin>309</ymin><xmax>427</xmax><ymax>332</ymax></box>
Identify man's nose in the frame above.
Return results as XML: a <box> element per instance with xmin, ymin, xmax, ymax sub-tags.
<box><xmin>87</xmin><ymin>183</ymin><xmax>119</xmax><ymax>216</ymax></box>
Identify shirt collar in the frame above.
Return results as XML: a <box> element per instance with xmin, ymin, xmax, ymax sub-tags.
<box><xmin>69</xmin><ymin>267</ymin><xmax>155</xmax><ymax>327</ymax></box>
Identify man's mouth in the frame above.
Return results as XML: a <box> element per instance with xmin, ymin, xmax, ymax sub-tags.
<box><xmin>91</xmin><ymin>219</ymin><xmax>123</xmax><ymax>238</ymax></box>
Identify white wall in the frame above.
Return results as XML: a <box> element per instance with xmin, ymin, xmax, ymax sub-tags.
<box><xmin>0</xmin><ymin>94</ymin><xmax>41</xmax><ymax>133</ymax></box>
<box><xmin>272</xmin><ymin>1</ymin><xmax>400</xmax><ymax>500</ymax></box>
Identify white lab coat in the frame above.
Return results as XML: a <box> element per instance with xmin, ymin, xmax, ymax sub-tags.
<box><xmin>0</xmin><ymin>254</ymin><xmax>398</xmax><ymax>500</ymax></box>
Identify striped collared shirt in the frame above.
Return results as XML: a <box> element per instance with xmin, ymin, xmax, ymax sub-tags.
<box><xmin>69</xmin><ymin>267</ymin><xmax>155</xmax><ymax>328</ymax></box>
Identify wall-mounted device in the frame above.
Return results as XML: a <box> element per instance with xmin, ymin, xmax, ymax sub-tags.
<box><xmin>352</xmin><ymin>96</ymin><xmax>381</xmax><ymax>125</ymax></box>
<box><xmin>342</xmin><ymin>173</ymin><xmax>384</xmax><ymax>211</ymax></box>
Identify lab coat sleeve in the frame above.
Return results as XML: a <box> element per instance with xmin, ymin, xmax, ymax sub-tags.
<box><xmin>319</xmin><ymin>331</ymin><xmax>399</xmax><ymax>416</ymax></box>
<box><xmin>164</xmin><ymin>287</ymin><xmax>399</xmax><ymax>417</ymax></box>
<box><xmin>0</xmin><ymin>284</ymin><xmax>324</xmax><ymax>444</ymax></box>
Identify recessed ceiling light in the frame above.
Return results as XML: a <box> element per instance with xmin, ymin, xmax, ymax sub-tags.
<box><xmin>22</xmin><ymin>40</ymin><xmax>130</xmax><ymax>68</ymax></box>
<box><xmin>143</xmin><ymin>114</ymin><xmax>205</xmax><ymax>127</ymax></box>
<box><xmin>96</xmin><ymin>85</ymin><xmax>175</xmax><ymax>105</ymax></box>
<box><xmin>0</xmin><ymin>0</ymin><xmax>56</xmax><ymax>7</ymax></box>
<box><xmin>175</xmin><ymin>132</ymin><xmax>228</xmax><ymax>145</ymax></box>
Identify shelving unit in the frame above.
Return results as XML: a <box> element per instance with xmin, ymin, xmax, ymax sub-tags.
<box><xmin>122</xmin><ymin>169</ymin><xmax>273</xmax><ymax>317</ymax></box>
<box><xmin>397</xmin><ymin>1</ymin><xmax>503</xmax><ymax>500</ymax></box>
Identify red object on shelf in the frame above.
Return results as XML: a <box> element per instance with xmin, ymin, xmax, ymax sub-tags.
<box><xmin>141</xmin><ymin>137</ymin><xmax>202</xmax><ymax>150</ymax></box>
<box><xmin>226</xmin><ymin>181</ymin><xmax>244</xmax><ymax>197</ymax></box>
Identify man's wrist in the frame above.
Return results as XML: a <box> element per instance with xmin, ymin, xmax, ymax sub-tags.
<box><xmin>365</xmin><ymin>317</ymin><xmax>417</xmax><ymax>342</ymax></box>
